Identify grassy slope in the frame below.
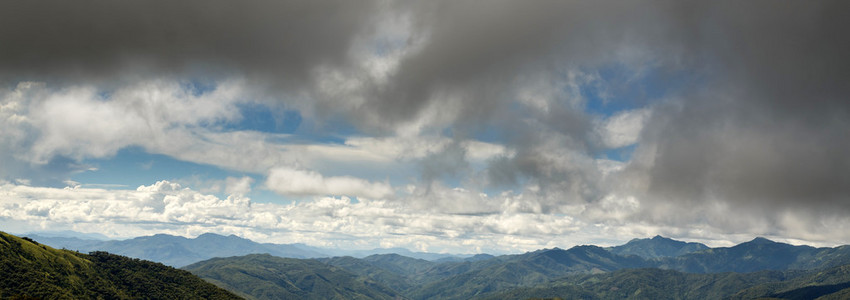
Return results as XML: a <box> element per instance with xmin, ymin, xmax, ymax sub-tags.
<box><xmin>0</xmin><ymin>231</ymin><xmax>241</xmax><ymax>299</ymax></box>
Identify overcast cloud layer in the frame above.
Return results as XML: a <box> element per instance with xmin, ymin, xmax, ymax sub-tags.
<box><xmin>1</xmin><ymin>1</ymin><xmax>849</xmax><ymax>251</ymax></box>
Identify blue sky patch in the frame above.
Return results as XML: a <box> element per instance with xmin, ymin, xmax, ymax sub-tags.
<box><xmin>73</xmin><ymin>147</ymin><xmax>239</xmax><ymax>188</ymax></box>
<box><xmin>228</xmin><ymin>102</ymin><xmax>302</xmax><ymax>134</ymax></box>
<box><xmin>583</xmin><ymin>64</ymin><xmax>693</xmax><ymax>117</ymax></box>
<box><xmin>598</xmin><ymin>144</ymin><xmax>638</xmax><ymax>162</ymax></box>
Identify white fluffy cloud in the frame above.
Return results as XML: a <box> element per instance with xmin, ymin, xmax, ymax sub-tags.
<box><xmin>3</xmin><ymin>180</ymin><xmax>847</xmax><ymax>252</ymax></box>
<box><xmin>265</xmin><ymin>167</ymin><xmax>394</xmax><ymax>199</ymax></box>
<box><xmin>16</xmin><ymin>80</ymin><xmax>246</xmax><ymax>163</ymax></box>
<box><xmin>0</xmin><ymin>180</ymin><xmax>584</xmax><ymax>253</ymax></box>
<box><xmin>596</xmin><ymin>108</ymin><xmax>651</xmax><ymax>148</ymax></box>
<box><xmin>0</xmin><ymin>80</ymin><xmax>511</xmax><ymax>185</ymax></box>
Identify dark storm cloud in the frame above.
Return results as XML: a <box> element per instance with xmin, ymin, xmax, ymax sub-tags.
<box><xmin>2</xmin><ymin>0</ymin><xmax>849</xmax><ymax>217</ymax></box>
<box><xmin>630</xmin><ymin>1</ymin><xmax>850</xmax><ymax>214</ymax></box>
<box><xmin>382</xmin><ymin>1</ymin><xmax>850</xmax><ymax>216</ymax></box>
<box><xmin>358</xmin><ymin>1</ymin><xmax>664</xmax><ymax>129</ymax></box>
<box><xmin>350</xmin><ymin>1</ymin><xmax>677</xmax><ymax>197</ymax></box>
<box><xmin>0</xmin><ymin>0</ymin><xmax>378</xmax><ymax>86</ymax></box>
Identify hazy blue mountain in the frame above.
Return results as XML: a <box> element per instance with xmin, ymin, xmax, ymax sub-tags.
<box><xmin>184</xmin><ymin>254</ymin><xmax>402</xmax><ymax>300</ymax></box>
<box><xmin>29</xmin><ymin>231</ymin><xmax>470</xmax><ymax>267</ymax></box>
<box><xmin>29</xmin><ymin>232</ymin><xmax>328</xmax><ymax>267</ymax></box>
<box><xmin>20</xmin><ymin>230</ymin><xmax>110</xmax><ymax>240</ymax></box>
<box><xmin>25</xmin><ymin>234</ymin><xmax>107</xmax><ymax>252</ymax></box>
<box><xmin>607</xmin><ymin>235</ymin><xmax>709</xmax><ymax>259</ymax></box>
<box><xmin>434</xmin><ymin>253</ymin><xmax>496</xmax><ymax>263</ymax></box>
<box><xmin>319</xmin><ymin>246</ymin><xmax>473</xmax><ymax>261</ymax></box>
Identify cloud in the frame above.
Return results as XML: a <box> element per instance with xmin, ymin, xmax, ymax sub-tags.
<box><xmin>604</xmin><ymin>1</ymin><xmax>850</xmax><ymax>223</ymax></box>
<box><xmin>0</xmin><ymin>79</ymin><xmax>514</xmax><ymax>190</ymax></box>
<box><xmin>265</xmin><ymin>167</ymin><xmax>394</xmax><ymax>199</ymax></box>
<box><xmin>596</xmin><ymin>109</ymin><xmax>651</xmax><ymax>149</ymax></box>
<box><xmin>0</xmin><ymin>180</ymin><xmax>584</xmax><ymax>252</ymax></box>
<box><xmin>3</xmin><ymin>180</ymin><xmax>848</xmax><ymax>252</ymax></box>
<box><xmin>0</xmin><ymin>79</ymin><xmax>246</xmax><ymax>164</ymax></box>
<box><xmin>225</xmin><ymin>176</ymin><xmax>254</xmax><ymax>196</ymax></box>
<box><xmin>1</xmin><ymin>1</ymin><xmax>850</xmax><ymax>251</ymax></box>
<box><xmin>0</xmin><ymin>0</ymin><xmax>379</xmax><ymax>88</ymax></box>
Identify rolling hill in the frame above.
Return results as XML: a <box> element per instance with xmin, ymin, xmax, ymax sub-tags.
<box><xmin>406</xmin><ymin>246</ymin><xmax>648</xmax><ymax>300</ymax></box>
<box><xmin>0</xmin><ymin>231</ymin><xmax>241</xmax><ymax>299</ymax></box>
<box><xmin>183</xmin><ymin>254</ymin><xmax>403</xmax><ymax>300</ymax></box>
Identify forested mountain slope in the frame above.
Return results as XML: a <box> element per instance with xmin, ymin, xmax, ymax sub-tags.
<box><xmin>184</xmin><ymin>254</ymin><xmax>403</xmax><ymax>300</ymax></box>
<box><xmin>0</xmin><ymin>231</ymin><xmax>241</xmax><ymax>299</ymax></box>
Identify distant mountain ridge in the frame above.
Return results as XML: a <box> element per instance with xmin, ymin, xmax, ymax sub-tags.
<box><xmin>607</xmin><ymin>235</ymin><xmax>709</xmax><ymax>259</ymax></box>
<box><xmin>658</xmin><ymin>237</ymin><xmax>850</xmax><ymax>273</ymax></box>
<box><xmin>28</xmin><ymin>232</ymin><xmax>475</xmax><ymax>267</ymax></box>
<box><xmin>28</xmin><ymin>232</ymin><xmax>325</xmax><ymax>267</ymax></box>
<box><xmin>318</xmin><ymin>237</ymin><xmax>850</xmax><ymax>300</ymax></box>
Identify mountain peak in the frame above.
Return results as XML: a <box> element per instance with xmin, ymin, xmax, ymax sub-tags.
<box><xmin>748</xmin><ymin>237</ymin><xmax>776</xmax><ymax>244</ymax></box>
<box><xmin>196</xmin><ymin>232</ymin><xmax>225</xmax><ymax>238</ymax></box>
<box><xmin>750</xmin><ymin>237</ymin><xmax>776</xmax><ymax>244</ymax></box>
<box><xmin>195</xmin><ymin>232</ymin><xmax>248</xmax><ymax>242</ymax></box>
<box><xmin>608</xmin><ymin>236</ymin><xmax>709</xmax><ymax>259</ymax></box>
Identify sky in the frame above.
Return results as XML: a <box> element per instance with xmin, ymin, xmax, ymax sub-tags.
<box><xmin>1</xmin><ymin>0</ymin><xmax>849</xmax><ymax>254</ymax></box>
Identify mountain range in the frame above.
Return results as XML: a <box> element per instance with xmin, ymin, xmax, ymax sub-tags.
<box><xmin>18</xmin><ymin>231</ymin><xmax>850</xmax><ymax>299</ymax></box>
<box><xmin>26</xmin><ymin>232</ymin><xmax>471</xmax><ymax>267</ymax></box>
<box><xmin>181</xmin><ymin>237</ymin><xmax>850</xmax><ymax>300</ymax></box>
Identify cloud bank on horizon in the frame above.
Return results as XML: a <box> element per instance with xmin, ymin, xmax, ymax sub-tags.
<box><xmin>1</xmin><ymin>0</ymin><xmax>849</xmax><ymax>252</ymax></box>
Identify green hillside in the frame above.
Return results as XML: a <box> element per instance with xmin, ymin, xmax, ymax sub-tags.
<box><xmin>407</xmin><ymin>246</ymin><xmax>648</xmax><ymax>300</ymax></box>
<box><xmin>183</xmin><ymin>253</ymin><xmax>403</xmax><ymax>300</ymax></box>
<box><xmin>0</xmin><ymin>231</ymin><xmax>241</xmax><ymax>299</ymax></box>
<box><xmin>319</xmin><ymin>255</ymin><xmax>418</xmax><ymax>293</ymax></box>
<box><xmin>731</xmin><ymin>264</ymin><xmax>850</xmax><ymax>299</ymax></box>
<box><xmin>482</xmin><ymin>264</ymin><xmax>850</xmax><ymax>300</ymax></box>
